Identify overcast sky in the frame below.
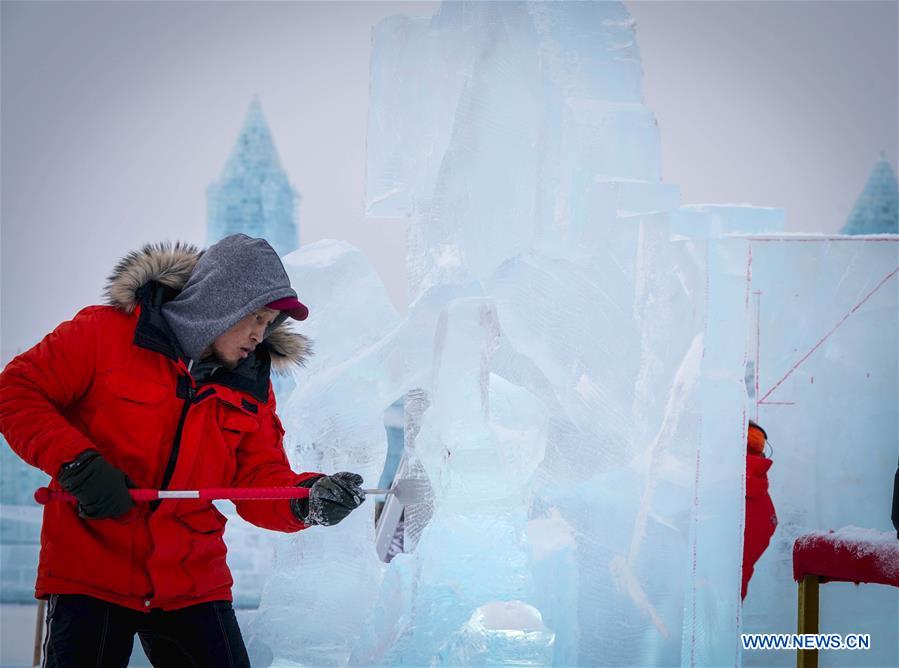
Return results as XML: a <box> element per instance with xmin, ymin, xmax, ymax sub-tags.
<box><xmin>2</xmin><ymin>1</ymin><xmax>896</xmax><ymax>364</ymax></box>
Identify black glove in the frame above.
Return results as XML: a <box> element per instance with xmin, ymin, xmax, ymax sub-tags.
<box><xmin>58</xmin><ymin>450</ymin><xmax>134</xmax><ymax>519</ymax></box>
<box><xmin>291</xmin><ymin>472</ymin><xmax>365</xmax><ymax>527</ymax></box>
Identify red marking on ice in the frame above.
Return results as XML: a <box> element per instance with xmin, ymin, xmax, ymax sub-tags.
<box><xmin>749</xmin><ymin>237</ymin><xmax>899</xmax><ymax>243</ymax></box>
<box><xmin>754</xmin><ymin>291</ymin><xmax>761</xmax><ymax>421</ymax></box>
<box><xmin>690</xmin><ymin>448</ymin><xmax>701</xmax><ymax>668</ymax></box>
<box><xmin>743</xmin><ymin>244</ymin><xmax>752</xmax><ymax>316</ymax></box>
<box><xmin>743</xmin><ymin>246</ymin><xmax>753</xmax><ymax>419</ymax></box>
<box><xmin>758</xmin><ymin>266</ymin><xmax>899</xmax><ymax>404</ymax></box>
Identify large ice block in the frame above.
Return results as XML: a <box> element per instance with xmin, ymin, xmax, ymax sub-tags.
<box><xmin>672</xmin><ymin>204</ymin><xmax>786</xmax><ymax>239</ymax></box>
<box><xmin>561</xmin><ymin>100</ymin><xmax>662</xmax><ymax>184</ymax></box>
<box><xmin>742</xmin><ymin>236</ymin><xmax>898</xmax><ymax>668</ymax></box>
<box><xmin>526</xmin><ymin>1</ymin><xmax>643</xmax><ymax>102</ymax></box>
<box><xmin>365</xmin><ymin>4</ymin><xmax>491</xmax><ymax>218</ymax></box>
<box><xmin>366</xmin><ymin>0</ymin><xmax>663</xmax><ymax>303</ymax></box>
<box><xmin>280</xmin><ymin>239</ymin><xmax>400</xmax><ymax>379</ymax></box>
<box><xmin>437</xmin><ymin>601</ymin><xmax>555</xmax><ymax>666</ymax></box>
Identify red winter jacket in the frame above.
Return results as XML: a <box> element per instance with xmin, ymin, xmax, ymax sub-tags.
<box><xmin>742</xmin><ymin>453</ymin><xmax>777</xmax><ymax>599</ymax></box>
<box><xmin>0</xmin><ymin>245</ymin><xmax>319</xmax><ymax>612</ymax></box>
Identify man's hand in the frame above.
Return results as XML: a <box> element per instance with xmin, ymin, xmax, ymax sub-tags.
<box><xmin>293</xmin><ymin>472</ymin><xmax>366</xmax><ymax>526</ymax></box>
<box><xmin>57</xmin><ymin>450</ymin><xmax>134</xmax><ymax>519</ymax></box>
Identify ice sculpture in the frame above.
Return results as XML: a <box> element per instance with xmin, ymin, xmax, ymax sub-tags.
<box><xmin>207</xmin><ymin>97</ymin><xmax>300</xmax><ymax>257</ymax></box>
<box><xmin>244</xmin><ymin>2</ymin><xmax>896</xmax><ymax>667</ymax></box>
<box><xmin>375</xmin><ymin>298</ymin><xmax>551</xmax><ymax>665</ymax></box>
<box><xmin>841</xmin><ymin>153</ymin><xmax>898</xmax><ymax>235</ymax></box>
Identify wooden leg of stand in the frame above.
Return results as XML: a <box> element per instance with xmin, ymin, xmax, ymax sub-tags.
<box><xmin>33</xmin><ymin>598</ymin><xmax>46</xmax><ymax>667</ymax></box>
<box><xmin>797</xmin><ymin>575</ymin><xmax>819</xmax><ymax>668</ymax></box>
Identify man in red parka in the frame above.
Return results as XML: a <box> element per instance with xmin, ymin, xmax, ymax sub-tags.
<box><xmin>0</xmin><ymin>234</ymin><xmax>366</xmax><ymax>667</ymax></box>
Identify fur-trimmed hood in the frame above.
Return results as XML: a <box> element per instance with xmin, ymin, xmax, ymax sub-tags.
<box><xmin>104</xmin><ymin>241</ymin><xmax>311</xmax><ymax>374</ymax></box>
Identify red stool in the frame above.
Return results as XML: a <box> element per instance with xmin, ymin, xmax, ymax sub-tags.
<box><xmin>792</xmin><ymin>528</ymin><xmax>899</xmax><ymax>668</ymax></box>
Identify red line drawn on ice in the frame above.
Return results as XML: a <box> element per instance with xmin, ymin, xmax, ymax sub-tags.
<box><xmin>749</xmin><ymin>236</ymin><xmax>899</xmax><ymax>243</ymax></box>
<box><xmin>754</xmin><ymin>290</ymin><xmax>761</xmax><ymax>421</ymax></box>
<box><xmin>758</xmin><ymin>266</ymin><xmax>899</xmax><ymax>405</ymax></box>
<box><xmin>689</xmin><ymin>448</ymin><xmax>700</xmax><ymax>668</ymax></box>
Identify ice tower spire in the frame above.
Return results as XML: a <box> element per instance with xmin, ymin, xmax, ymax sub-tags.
<box><xmin>206</xmin><ymin>96</ymin><xmax>300</xmax><ymax>256</ymax></box>
<box><xmin>840</xmin><ymin>152</ymin><xmax>898</xmax><ymax>234</ymax></box>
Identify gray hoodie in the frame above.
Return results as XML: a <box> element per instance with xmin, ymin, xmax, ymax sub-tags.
<box><xmin>162</xmin><ymin>234</ymin><xmax>299</xmax><ymax>363</ymax></box>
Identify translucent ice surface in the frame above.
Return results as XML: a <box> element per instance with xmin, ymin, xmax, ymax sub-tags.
<box><xmin>437</xmin><ymin>601</ymin><xmax>555</xmax><ymax>666</ymax></box>
<box><xmin>742</xmin><ymin>236</ymin><xmax>898</xmax><ymax>668</ymax></box>
<box><xmin>280</xmin><ymin>238</ymin><xmax>400</xmax><ymax>379</ymax></box>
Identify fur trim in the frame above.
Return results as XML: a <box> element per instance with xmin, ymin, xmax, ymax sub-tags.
<box><xmin>267</xmin><ymin>328</ymin><xmax>313</xmax><ymax>375</ymax></box>
<box><xmin>105</xmin><ymin>240</ymin><xmax>311</xmax><ymax>369</ymax></box>
<box><xmin>105</xmin><ymin>241</ymin><xmax>201</xmax><ymax>313</ymax></box>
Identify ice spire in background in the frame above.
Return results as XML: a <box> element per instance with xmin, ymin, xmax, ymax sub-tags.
<box><xmin>206</xmin><ymin>97</ymin><xmax>300</xmax><ymax>256</ymax></box>
<box><xmin>840</xmin><ymin>153</ymin><xmax>898</xmax><ymax>235</ymax></box>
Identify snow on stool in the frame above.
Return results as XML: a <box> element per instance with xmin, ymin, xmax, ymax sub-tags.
<box><xmin>791</xmin><ymin>527</ymin><xmax>899</xmax><ymax>668</ymax></box>
<box><xmin>793</xmin><ymin>527</ymin><xmax>899</xmax><ymax>586</ymax></box>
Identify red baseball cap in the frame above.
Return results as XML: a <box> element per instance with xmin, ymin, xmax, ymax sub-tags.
<box><xmin>266</xmin><ymin>296</ymin><xmax>309</xmax><ymax>321</ymax></box>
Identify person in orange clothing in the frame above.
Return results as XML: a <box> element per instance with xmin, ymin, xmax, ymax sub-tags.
<box><xmin>742</xmin><ymin>419</ymin><xmax>778</xmax><ymax>599</ymax></box>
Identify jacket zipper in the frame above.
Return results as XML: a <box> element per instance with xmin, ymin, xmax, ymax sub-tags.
<box><xmin>151</xmin><ymin>361</ymin><xmax>196</xmax><ymax>512</ymax></box>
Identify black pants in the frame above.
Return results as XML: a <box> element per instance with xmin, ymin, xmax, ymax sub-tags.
<box><xmin>42</xmin><ymin>594</ymin><xmax>251</xmax><ymax>668</ymax></box>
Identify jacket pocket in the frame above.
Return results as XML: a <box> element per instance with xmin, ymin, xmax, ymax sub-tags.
<box><xmin>45</xmin><ymin>504</ymin><xmax>135</xmax><ymax>595</ymax></box>
<box><xmin>91</xmin><ymin>370</ymin><xmax>173</xmax><ymax>483</ymax></box>
<box><xmin>104</xmin><ymin>369</ymin><xmax>169</xmax><ymax>404</ymax></box>
<box><xmin>216</xmin><ymin>401</ymin><xmax>260</xmax><ymax>451</ymax></box>
<box><xmin>176</xmin><ymin>505</ymin><xmax>232</xmax><ymax>595</ymax></box>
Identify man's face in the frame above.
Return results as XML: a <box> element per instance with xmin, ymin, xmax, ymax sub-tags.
<box><xmin>209</xmin><ymin>307</ymin><xmax>279</xmax><ymax>369</ymax></box>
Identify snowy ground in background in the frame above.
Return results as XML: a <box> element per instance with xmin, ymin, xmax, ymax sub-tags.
<box><xmin>0</xmin><ymin>603</ymin><xmax>259</xmax><ymax>667</ymax></box>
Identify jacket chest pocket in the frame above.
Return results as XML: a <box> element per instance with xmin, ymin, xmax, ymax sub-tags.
<box><xmin>91</xmin><ymin>370</ymin><xmax>173</xmax><ymax>481</ymax></box>
<box><xmin>216</xmin><ymin>401</ymin><xmax>260</xmax><ymax>453</ymax></box>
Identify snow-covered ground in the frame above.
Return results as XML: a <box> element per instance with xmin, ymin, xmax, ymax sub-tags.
<box><xmin>0</xmin><ymin>603</ymin><xmax>258</xmax><ymax>667</ymax></box>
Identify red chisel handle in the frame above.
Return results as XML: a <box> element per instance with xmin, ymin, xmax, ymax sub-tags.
<box><xmin>34</xmin><ymin>486</ymin><xmax>311</xmax><ymax>505</ymax></box>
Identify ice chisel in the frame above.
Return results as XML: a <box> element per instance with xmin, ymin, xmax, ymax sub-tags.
<box><xmin>34</xmin><ymin>478</ymin><xmax>428</xmax><ymax>505</ymax></box>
